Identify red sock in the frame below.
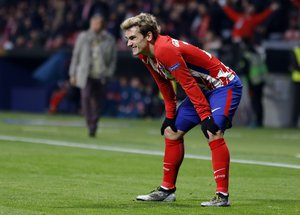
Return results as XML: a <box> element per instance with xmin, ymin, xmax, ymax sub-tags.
<box><xmin>209</xmin><ymin>138</ymin><xmax>230</xmax><ymax>194</ymax></box>
<box><xmin>161</xmin><ymin>138</ymin><xmax>184</xmax><ymax>189</ymax></box>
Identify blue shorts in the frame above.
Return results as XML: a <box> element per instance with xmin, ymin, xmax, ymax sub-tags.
<box><xmin>175</xmin><ymin>76</ymin><xmax>243</xmax><ymax>132</ymax></box>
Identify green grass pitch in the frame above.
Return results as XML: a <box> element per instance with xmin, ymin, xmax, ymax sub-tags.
<box><xmin>0</xmin><ymin>112</ymin><xmax>299</xmax><ymax>215</ymax></box>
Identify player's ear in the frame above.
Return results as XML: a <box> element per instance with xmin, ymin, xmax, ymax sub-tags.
<box><xmin>146</xmin><ymin>31</ymin><xmax>153</xmax><ymax>42</ymax></box>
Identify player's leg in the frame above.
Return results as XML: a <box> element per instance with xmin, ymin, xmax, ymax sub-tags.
<box><xmin>136</xmin><ymin>130</ymin><xmax>185</xmax><ymax>201</ymax></box>
<box><xmin>136</xmin><ymin>98</ymin><xmax>199</xmax><ymax>202</ymax></box>
<box><xmin>161</xmin><ymin>97</ymin><xmax>203</xmax><ymax>189</ymax></box>
<box><xmin>161</xmin><ymin>134</ymin><xmax>184</xmax><ymax>189</ymax></box>
<box><xmin>201</xmin><ymin>78</ymin><xmax>242</xmax><ymax>207</ymax></box>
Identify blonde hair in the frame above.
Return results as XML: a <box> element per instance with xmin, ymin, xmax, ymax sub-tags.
<box><xmin>120</xmin><ymin>13</ymin><xmax>160</xmax><ymax>40</ymax></box>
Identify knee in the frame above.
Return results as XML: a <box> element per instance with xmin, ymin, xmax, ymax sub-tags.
<box><xmin>207</xmin><ymin>130</ymin><xmax>224</xmax><ymax>142</ymax></box>
<box><xmin>164</xmin><ymin>127</ymin><xmax>185</xmax><ymax>140</ymax></box>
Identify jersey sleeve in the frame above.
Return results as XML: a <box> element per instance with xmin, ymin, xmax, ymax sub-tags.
<box><xmin>138</xmin><ymin>55</ymin><xmax>177</xmax><ymax>119</ymax></box>
<box><xmin>155</xmin><ymin>44</ymin><xmax>211</xmax><ymax>121</ymax></box>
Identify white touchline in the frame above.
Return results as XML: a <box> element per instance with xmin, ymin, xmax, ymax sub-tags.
<box><xmin>0</xmin><ymin>135</ymin><xmax>300</xmax><ymax>170</ymax></box>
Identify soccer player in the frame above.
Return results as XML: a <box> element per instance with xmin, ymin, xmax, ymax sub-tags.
<box><xmin>120</xmin><ymin>13</ymin><xmax>243</xmax><ymax>207</ymax></box>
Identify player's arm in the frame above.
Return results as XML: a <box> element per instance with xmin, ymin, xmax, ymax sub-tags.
<box><xmin>142</xmin><ymin>61</ymin><xmax>177</xmax><ymax>119</ymax></box>
<box><xmin>139</xmin><ymin>56</ymin><xmax>178</xmax><ymax>135</ymax></box>
<box><xmin>156</xmin><ymin>45</ymin><xmax>211</xmax><ymax>121</ymax></box>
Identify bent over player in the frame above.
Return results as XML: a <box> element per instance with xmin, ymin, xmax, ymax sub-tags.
<box><xmin>120</xmin><ymin>13</ymin><xmax>242</xmax><ymax>207</ymax></box>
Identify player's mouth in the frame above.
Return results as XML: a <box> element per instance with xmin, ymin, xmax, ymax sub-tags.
<box><xmin>131</xmin><ymin>47</ymin><xmax>138</xmax><ymax>54</ymax></box>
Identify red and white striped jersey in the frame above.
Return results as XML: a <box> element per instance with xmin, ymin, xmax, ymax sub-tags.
<box><xmin>138</xmin><ymin>35</ymin><xmax>237</xmax><ymax>120</ymax></box>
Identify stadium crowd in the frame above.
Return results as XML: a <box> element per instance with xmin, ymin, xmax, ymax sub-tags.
<box><xmin>0</xmin><ymin>0</ymin><xmax>299</xmax><ymax>52</ymax></box>
<box><xmin>48</xmin><ymin>76</ymin><xmax>165</xmax><ymax>118</ymax></box>
<box><xmin>0</xmin><ymin>0</ymin><xmax>299</xmax><ymax>122</ymax></box>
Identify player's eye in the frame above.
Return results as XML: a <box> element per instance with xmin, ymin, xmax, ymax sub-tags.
<box><xmin>129</xmin><ymin>36</ymin><xmax>135</xmax><ymax>40</ymax></box>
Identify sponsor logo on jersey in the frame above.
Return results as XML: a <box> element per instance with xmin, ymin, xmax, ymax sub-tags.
<box><xmin>168</xmin><ymin>62</ymin><xmax>181</xmax><ymax>71</ymax></box>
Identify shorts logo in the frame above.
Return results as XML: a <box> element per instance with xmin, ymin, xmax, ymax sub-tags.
<box><xmin>211</xmin><ymin>107</ymin><xmax>221</xmax><ymax>113</ymax></box>
<box><xmin>168</xmin><ymin>63</ymin><xmax>181</xmax><ymax>71</ymax></box>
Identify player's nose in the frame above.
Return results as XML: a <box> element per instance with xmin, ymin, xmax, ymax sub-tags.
<box><xmin>127</xmin><ymin>40</ymin><xmax>133</xmax><ymax>47</ymax></box>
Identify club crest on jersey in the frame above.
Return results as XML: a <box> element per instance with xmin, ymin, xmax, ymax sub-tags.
<box><xmin>171</xmin><ymin>39</ymin><xmax>180</xmax><ymax>47</ymax></box>
<box><xmin>147</xmin><ymin>57</ymin><xmax>175</xmax><ymax>80</ymax></box>
<box><xmin>168</xmin><ymin>62</ymin><xmax>181</xmax><ymax>71</ymax></box>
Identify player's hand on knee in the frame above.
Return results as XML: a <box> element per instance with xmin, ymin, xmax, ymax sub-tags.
<box><xmin>161</xmin><ymin>118</ymin><xmax>177</xmax><ymax>135</ymax></box>
<box><xmin>201</xmin><ymin>116</ymin><xmax>220</xmax><ymax>139</ymax></box>
<box><xmin>206</xmin><ymin>130</ymin><xmax>223</xmax><ymax>141</ymax></box>
<box><xmin>164</xmin><ymin>127</ymin><xmax>185</xmax><ymax>140</ymax></box>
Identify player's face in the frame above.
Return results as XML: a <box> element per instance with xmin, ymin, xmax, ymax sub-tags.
<box><xmin>124</xmin><ymin>26</ymin><xmax>149</xmax><ymax>56</ymax></box>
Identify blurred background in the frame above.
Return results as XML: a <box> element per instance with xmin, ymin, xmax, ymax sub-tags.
<box><xmin>0</xmin><ymin>0</ymin><xmax>299</xmax><ymax>128</ymax></box>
